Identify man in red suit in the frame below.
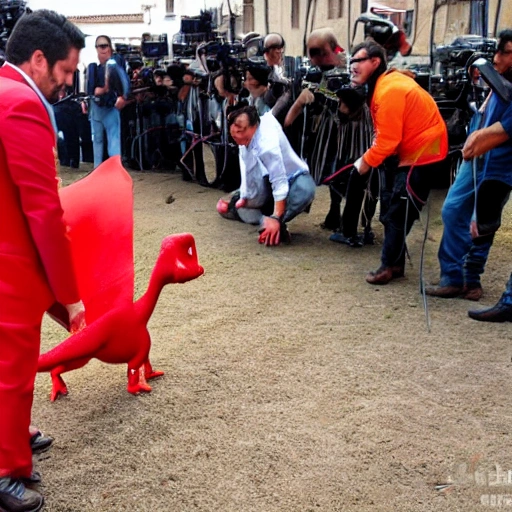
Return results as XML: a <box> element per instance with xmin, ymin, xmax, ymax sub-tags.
<box><xmin>0</xmin><ymin>10</ymin><xmax>86</xmax><ymax>512</ymax></box>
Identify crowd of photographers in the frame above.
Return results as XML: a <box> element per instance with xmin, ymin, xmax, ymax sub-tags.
<box><xmin>48</xmin><ymin>19</ymin><xmax>512</xmax><ymax>324</ymax></box>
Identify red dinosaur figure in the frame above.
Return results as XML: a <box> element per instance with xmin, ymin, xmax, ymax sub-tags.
<box><xmin>38</xmin><ymin>157</ymin><xmax>204</xmax><ymax>400</ymax></box>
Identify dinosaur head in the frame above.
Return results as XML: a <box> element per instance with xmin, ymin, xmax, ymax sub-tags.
<box><xmin>156</xmin><ymin>233</ymin><xmax>204</xmax><ymax>285</ymax></box>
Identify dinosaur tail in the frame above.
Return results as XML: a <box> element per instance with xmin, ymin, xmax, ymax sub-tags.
<box><xmin>38</xmin><ymin>320</ymin><xmax>108</xmax><ymax>372</ymax></box>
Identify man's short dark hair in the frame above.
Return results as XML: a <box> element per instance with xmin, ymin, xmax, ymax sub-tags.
<box><xmin>351</xmin><ymin>38</ymin><xmax>388</xmax><ymax>76</ymax></box>
<box><xmin>497</xmin><ymin>29</ymin><xmax>512</xmax><ymax>52</ymax></box>
<box><xmin>6</xmin><ymin>9</ymin><xmax>85</xmax><ymax>68</ymax></box>
<box><xmin>227</xmin><ymin>105</ymin><xmax>260</xmax><ymax>127</ymax></box>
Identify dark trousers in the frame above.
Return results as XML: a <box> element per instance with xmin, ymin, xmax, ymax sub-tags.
<box><xmin>341</xmin><ymin>168</ymin><xmax>379</xmax><ymax>238</ymax></box>
<box><xmin>474</xmin><ymin>179</ymin><xmax>512</xmax><ymax>240</ymax></box>
<box><xmin>379</xmin><ymin>159</ymin><xmax>447</xmax><ymax>268</ymax></box>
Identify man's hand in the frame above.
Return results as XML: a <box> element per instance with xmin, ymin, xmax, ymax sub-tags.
<box><xmin>235</xmin><ymin>197</ymin><xmax>247</xmax><ymax>209</ymax></box>
<box><xmin>65</xmin><ymin>300</ymin><xmax>86</xmax><ymax>334</ymax></box>
<box><xmin>353</xmin><ymin>156</ymin><xmax>371</xmax><ymax>175</ymax></box>
<box><xmin>470</xmin><ymin>220</ymin><xmax>480</xmax><ymax>239</ymax></box>
<box><xmin>297</xmin><ymin>88</ymin><xmax>315</xmax><ymax>107</ymax></box>
<box><xmin>115</xmin><ymin>96</ymin><xmax>127</xmax><ymax>110</ymax></box>
<box><xmin>258</xmin><ymin>216</ymin><xmax>281</xmax><ymax>246</ymax></box>
<box><xmin>462</xmin><ymin>122</ymin><xmax>509</xmax><ymax>160</ymax></box>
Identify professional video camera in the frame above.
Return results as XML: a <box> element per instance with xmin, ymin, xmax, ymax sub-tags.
<box><xmin>0</xmin><ymin>0</ymin><xmax>29</xmax><ymax>62</ymax></box>
<box><xmin>430</xmin><ymin>35</ymin><xmax>496</xmax><ymax>100</ymax></box>
<box><xmin>300</xmin><ymin>65</ymin><xmax>350</xmax><ymax>114</ymax></box>
<box><xmin>172</xmin><ymin>10</ymin><xmax>217</xmax><ymax>60</ymax></box>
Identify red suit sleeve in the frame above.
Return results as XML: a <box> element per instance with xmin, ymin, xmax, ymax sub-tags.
<box><xmin>0</xmin><ymin>90</ymin><xmax>80</xmax><ymax>305</ymax></box>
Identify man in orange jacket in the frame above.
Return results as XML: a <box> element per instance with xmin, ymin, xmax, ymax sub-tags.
<box><xmin>0</xmin><ymin>10</ymin><xmax>86</xmax><ymax>512</ymax></box>
<box><xmin>350</xmin><ymin>39</ymin><xmax>448</xmax><ymax>284</ymax></box>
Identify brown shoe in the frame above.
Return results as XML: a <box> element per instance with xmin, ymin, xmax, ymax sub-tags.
<box><xmin>462</xmin><ymin>285</ymin><xmax>483</xmax><ymax>301</ymax></box>
<box><xmin>425</xmin><ymin>285</ymin><xmax>463</xmax><ymax>298</ymax></box>
<box><xmin>366</xmin><ymin>265</ymin><xmax>404</xmax><ymax>285</ymax></box>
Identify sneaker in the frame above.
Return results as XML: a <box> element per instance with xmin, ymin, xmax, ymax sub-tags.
<box><xmin>30</xmin><ymin>432</ymin><xmax>53</xmax><ymax>455</ymax></box>
<box><xmin>0</xmin><ymin>477</ymin><xmax>44</xmax><ymax>512</ymax></box>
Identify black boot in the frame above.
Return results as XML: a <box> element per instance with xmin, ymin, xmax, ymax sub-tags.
<box><xmin>0</xmin><ymin>477</ymin><xmax>43</xmax><ymax>512</ymax></box>
<box><xmin>468</xmin><ymin>301</ymin><xmax>512</xmax><ymax>322</ymax></box>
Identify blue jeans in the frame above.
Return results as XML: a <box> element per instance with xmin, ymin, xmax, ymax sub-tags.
<box><xmin>499</xmin><ymin>273</ymin><xmax>512</xmax><ymax>305</ymax></box>
<box><xmin>90</xmin><ymin>101</ymin><xmax>121</xmax><ymax>168</ymax></box>
<box><xmin>438</xmin><ymin>158</ymin><xmax>492</xmax><ymax>287</ymax></box>
<box><xmin>228</xmin><ymin>173</ymin><xmax>316</xmax><ymax>225</ymax></box>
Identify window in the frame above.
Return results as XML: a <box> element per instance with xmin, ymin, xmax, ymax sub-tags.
<box><xmin>243</xmin><ymin>0</ymin><xmax>254</xmax><ymax>33</ymax></box>
<box><xmin>166</xmin><ymin>0</ymin><xmax>174</xmax><ymax>14</ymax></box>
<box><xmin>292</xmin><ymin>0</ymin><xmax>299</xmax><ymax>28</ymax></box>
<box><xmin>328</xmin><ymin>0</ymin><xmax>343</xmax><ymax>19</ymax></box>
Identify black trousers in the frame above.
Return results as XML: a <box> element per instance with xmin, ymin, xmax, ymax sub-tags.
<box><xmin>379</xmin><ymin>158</ymin><xmax>448</xmax><ymax>268</ymax></box>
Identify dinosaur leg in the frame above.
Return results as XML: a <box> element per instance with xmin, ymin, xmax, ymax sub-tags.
<box><xmin>127</xmin><ymin>365</ymin><xmax>152</xmax><ymax>395</ymax></box>
<box><xmin>144</xmin><ymin>360</ymin><xmax>164</xmax><ymax>381</ymax></box>
<box><xmin>49</xmin><ymin>358</ymin><xmax>91</xmax><ymax>401</ymax></box>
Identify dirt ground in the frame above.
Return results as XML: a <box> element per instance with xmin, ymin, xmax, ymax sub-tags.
<box><xmin>34</xmin><ymin>162</ymin><xmax>512</xmax><ymax>512</ymax></box>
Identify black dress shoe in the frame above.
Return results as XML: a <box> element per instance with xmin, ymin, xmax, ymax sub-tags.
<box><xmin>468</xmin><ymin>302</ymin><xmax>512</xmax><ymax>322</ymax></box>
<box><xmin>30</xmin><ymin>432</ymin><xmax>53</xmax><ymax>454</ymax></box>
<box><xmin>329</xmin><ymin>232</ymin><xmax>363</xmax><ymax>248</ymax></box>
<box><xmin>0</xmin><ymin>477</ymin><xmax>44</xmax><ymax>512</ymax></box>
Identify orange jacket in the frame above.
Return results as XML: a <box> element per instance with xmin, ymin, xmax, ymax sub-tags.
<box><xmin>363</xmin><ymin>70</ymin><xmax>448</xmax><ymax>168</ymax></box>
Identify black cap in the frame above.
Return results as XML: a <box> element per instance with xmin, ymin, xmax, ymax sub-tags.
<box><xmin>335</xmin><ymin>86</ymin><xmax>366</xmax><ymax>111</ymax></box>
<box><xmin>246</xmin><ymin>61</ymin><xmax>271</xmax><ymax>86</ymax></box>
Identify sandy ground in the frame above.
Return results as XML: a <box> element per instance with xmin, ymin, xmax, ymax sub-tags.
<box><xmin>33</xmin><ymin>162</ymin><xmax>512</xmax><ymax>512</ymax></box>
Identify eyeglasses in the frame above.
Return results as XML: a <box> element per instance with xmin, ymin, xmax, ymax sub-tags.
<box><xmin>96</xmin><ymin>44</ymin><xmax>110</xmax><ymax>49</ymax></box>
<box><xmin>349</xmin><ymin>56</ymin><xmax>371</xmax><ymax>65</ymax></box>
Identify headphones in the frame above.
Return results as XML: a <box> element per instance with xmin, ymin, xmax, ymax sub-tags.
<box><xmin>262</xmin><ymin>33</ymin><xmax>286</xmax><ymax>53</ymax></box>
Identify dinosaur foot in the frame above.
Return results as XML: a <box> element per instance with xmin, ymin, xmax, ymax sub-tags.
<box><xmin>126</xmin><ymin>382</ymin><xmax>152</xmax><ymax>395</ymax></box>
<box><xmin>50</xmin><ymin>373</ymin><xmax>68</xmax><ymax>402</ymax></box>
<box><xmin>145</xmin><ymin>369</ymin><xmax>164</xmax><ymax>380</ymax></box>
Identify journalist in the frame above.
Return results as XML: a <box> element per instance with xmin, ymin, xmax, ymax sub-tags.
<box><xmin>216</xmin><ymin>106</ymin><xmax>316</xmax><ymax>246</ymax></box>
<box><xmin>427</xmin><ymin>29</ymin><xmax>512</xmax><ymax>305</ymax></box>
<box><xmin>86</xmin><ymin>35</ymin><xmax>130</xmax><ymax>168</ymax></box>
<box><xmin>349</xmin><ymin>39</ymin><xmax>448</xmax><ymax>285</ymax></box>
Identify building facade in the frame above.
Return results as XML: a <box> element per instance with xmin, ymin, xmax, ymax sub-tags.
<box><xmin>242</xmin><ymin>0</ymin><xmax>512</xmax><ymax>58</ymax></box>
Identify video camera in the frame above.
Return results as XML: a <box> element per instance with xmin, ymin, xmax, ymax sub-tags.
<box><xmin>0</xmin><ymin>0</ymin><xmax>30</xmax><ymax>62</ymax></box>
<box><xmin>431</xmin><ymin>35</ymin><xmax>497</xmax><ymax>101</ymax></box>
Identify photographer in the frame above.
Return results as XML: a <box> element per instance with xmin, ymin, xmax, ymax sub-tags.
<box><xmin>284</xmin><ymin>29</ymin><xmax>376</xmax><ymax>245</ymax></box>
<box><xmin>86</xmin><ymin>35</ymin><xmax>130</xmax><ymax>168</ymax></box>
<box><xmin>349</xmin><ymin>39</ymin><xmax>448</xmax><ymax>285</ymax></box>
<box><xmin>427</xmin><ymin>30</ymin><xmax>512</xmax><ymax>304</ymax></box>
<box><xmin>263</xmin><ymin>32</ymin><xmax>287</xmax><ymax>82</ymax></box>
<box><xmin>216</xmin><ymin>106</ymin><xmax>315</xmax><ymax>246</ymax></box>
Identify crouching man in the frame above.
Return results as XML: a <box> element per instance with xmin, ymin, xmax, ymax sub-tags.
<box><xmin>217</xmin><ymin>106</ymin><xmax>316</xmax><ymax>246</ymax></box>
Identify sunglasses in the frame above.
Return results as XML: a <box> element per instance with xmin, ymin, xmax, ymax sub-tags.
<box><xmin>308</xmin><ymin>47</ymin><xmax>325</xmax><ymax>58</ymax></box>
<box><xmin>96</xmin><ymin>44</ymin><xmax>110</xmax><ymax>49</ymax></box>
<box><xmin>349</xmin><ymin>56</ymin><xmax>371</xmax><ymax>65</ymax></box>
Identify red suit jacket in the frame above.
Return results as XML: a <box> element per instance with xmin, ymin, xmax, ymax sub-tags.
<box><xmin>0</xmin><ymin>63</ymin><xmax>81</xmax><ymax>478</ymax></box>
<box><xmin>0</xmin><ymin>64</ymin><xmax>80</xmax><ymax>315</ymax></box>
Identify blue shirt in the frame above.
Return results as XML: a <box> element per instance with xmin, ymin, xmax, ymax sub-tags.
<box><xmin>482</xmin><ymin>92</ymin><xmax>512</xmax><ymax>187</ymax></box>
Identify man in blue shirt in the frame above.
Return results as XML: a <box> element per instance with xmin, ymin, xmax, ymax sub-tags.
<box><xmin>86</xmin><ymin>35</ymin><xmax>130</xmax><ymax>168</ymax></box>
<box><xmin>426</xmin><ymin>30</ymin><xmax>512</xmax><ymax>304</ymax></box>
